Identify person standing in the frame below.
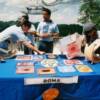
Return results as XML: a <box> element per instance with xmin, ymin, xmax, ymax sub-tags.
<box><xmin>37</xmin><ymin>8</ymin><xmax>59</xmax><ymax>53</ymax></box>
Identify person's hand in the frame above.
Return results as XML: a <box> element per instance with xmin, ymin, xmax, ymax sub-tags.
<box><xmin>8</xmin><ymin>50</ymin><xmax>17</xmax><ymax>55</ymax></box>
<box><xmin>39</xmin><ymin>33</ymin><xmax>51</xmax><ymax>38</ymax></box>
<box><xmin>29</xmin><ymin>31</ymin><xmax>37</xmax><ymax>35</ymax></box>
<box><xmin>38</xmin><ymin>51</ymin><xmax>45</xmax><ymax>55</ymax></box>
<box><xmin>0</xmin><ymin>56</ymin><xmax>5</xmax><ymax>62</ymax></box>
<box><xmin>0</xmin><ymin>56</ymin><xmax>3</xmax><ymax>60</ymax></box>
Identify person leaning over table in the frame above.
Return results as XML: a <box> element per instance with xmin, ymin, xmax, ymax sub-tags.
<box><xmin>37</xmin><ymin>8</ymin><xmax>59</xmax><ymax>53</ymax></box>
<box><xmin>0</xmin><ymin>21</ymin><xmax>44</xmax><ymax>55</ymax></box>
<box><xmin>16</xmin><ymin>15</ymin><xmax>37</xmax><ymax>54</ymax></box>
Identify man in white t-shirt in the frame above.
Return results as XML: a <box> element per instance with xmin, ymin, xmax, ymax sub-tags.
<box><xmin>37</xmin><ymin>8</ymin><xmax>59</xmax><ymax>53</ymax></box>
<box><xmin>83</xmin><ymin>23</ymin><xmax>100</xmax><ymax>62</ymax></box>
<box><xmin>0</xmin><ymin>21</ymin><xmax>44</xmax><ymax>55</ymax></box>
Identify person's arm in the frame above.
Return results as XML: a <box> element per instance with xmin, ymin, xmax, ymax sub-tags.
<box><xmin>22</xmin><ymin>41</ymin><xmax>44</xmax><ymax>54</ymax></box>
<box><xmin>16</xmin><ymin>29</ymin><xmax>44</xmax><ymax>54</ymax></box>
<box><xmin>36</xmin><ymin>22</ymin><xmax>51</xmax><ymax>38</ymax></box>
<box><xmin>52</xmin><ymin>24</ymin><xmax>59</xmax><ymax>39</ymax></box>
<box><xmin>0</xmin><ymin>32</ymin><xmax>11</xmax><ymax>43</ymax></box>
<box><xmin>36</xmin><ymin>33</ymin><xmax>51</xmax><ymax>38</ymax></box>
<box><xmin>52</xmin><ymin>32</ymin><xmax>59</xmax><ymax>39</ymax></box>
<box><xmin>28</xmin><ymin>31</ymin><xmax>37</xmax><ymax>36</ymax></box>
<box><xmin>93</xmin><ymin>39</ymin><xmax>100</xmax><ymax>52</ymax></box>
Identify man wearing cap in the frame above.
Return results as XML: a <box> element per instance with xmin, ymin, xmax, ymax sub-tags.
<box><xmin>83</xmin><ymin>23</ymin><xmax>99</xmax><ymax>44</ymax></box>
<box><xmin>83</xmin><ymin>22</ymin><xmax>100</xmax><ymax>63</ymax></box>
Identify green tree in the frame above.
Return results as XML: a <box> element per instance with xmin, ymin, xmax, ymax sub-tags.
<box><xmin>78</xmin><ymin>0</ymin><xmax>100</xmax><ymax>29</ymax></box>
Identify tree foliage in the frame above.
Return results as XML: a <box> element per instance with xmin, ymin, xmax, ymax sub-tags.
<box><xmin>0</xmin><ymin>21</ymin><xmax>82</xmax><ymax>36</ymax></box>
<box><xmin>79</xmin><ymin>0</ymin><xmax>100</xmax><ymax>29</ymax></box>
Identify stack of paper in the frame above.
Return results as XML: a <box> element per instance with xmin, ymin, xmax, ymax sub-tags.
<box><xmin>58</xmin><ymin>65</ymin><xmax>76</xmax><ymax>73</ymax></box>
<box><xmin>41</xmin><ymin>59</ymin><xmax>58</xmax><ymax>68</ymax></box>
<box><xmin>16</xmin><ymin>55</ymin><xmax>33</xmax><ymax>60</ymax></box>
<box><xmin>37</xmin><ymin>68</ymin><xmax>55</xmax><ymax>75</ymax></box>
<box><xmin>64</xmin><ymin>59</ymin><xmax>83</xmax><ymax>65</ymax></box>
<box><xmin>16</xmin><ymin>62</ymin><xmax>34</xmax><ymax>74</ymax></box>
<box><xmin>75</xmin><ymin>65</ymin><xmax>93</xmax><ymax>72</ymax></box>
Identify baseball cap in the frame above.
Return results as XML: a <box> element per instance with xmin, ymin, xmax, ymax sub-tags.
<box><xmin>83</xmin><ymin>23</ymin><xmax>96</xmax><ymax>33</ymax></box>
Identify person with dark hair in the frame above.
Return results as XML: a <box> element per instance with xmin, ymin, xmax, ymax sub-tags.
<box><xmin>0</xmin><ymin>21</ymin><xmax>44</xmax><ymax>55</ymax></box>
<box><xmin>37</xmin><ymin>8</ymin><xmax>59</xmax><ymax>53</ymax></box>
<box><xmin>83</xmin><ymin>23</ymin><xmax>99</xmax><ymax>45</ymax></box>
<box><xmin>42</xmin><ymin>7</ymin><xmax>51</xmax><ymax>16</ymax></box>
<box><xmin>21</xmin><ymin>21</ymin><xmax>31</xmax><ymax>29</ymax></box>
<box><xmin>22</xmin><ymin>15</ymin><xmax>29</xmax><ymax>21</ymax></box>
<box><xmin>16</xmin><ymin>15</ymin><xmax>36</xmax><ymax>54</ymax></box>
<box><xmin>16</xmin><ymin>15</ymin><xmax>29</xmax><ymax>26</ymax></box>
<box><xmin>83</xmin><ymin>23</ymin><xmax>100</xmax><ymax>63</ymax></box>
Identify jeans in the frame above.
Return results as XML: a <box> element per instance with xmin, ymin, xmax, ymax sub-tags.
<box><xmin>24</xmin><ymin>44</ymin><xmax>34</xmax><ymax>55</ymax></box>
<box><xmin>38</xmin><ymin>41</ymin><xmax>53</xmax><ymax>53</ymax></box>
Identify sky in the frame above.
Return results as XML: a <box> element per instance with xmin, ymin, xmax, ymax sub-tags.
<box><xmin>0</xmin><ymin>0</ymin><xmax>81</xmax><ymax>24</ymax></box>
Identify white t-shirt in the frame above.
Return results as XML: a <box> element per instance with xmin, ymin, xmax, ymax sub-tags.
<box><xmin>37</xmin><ymin>21</ymin><xmax>59</xmax><ymax>41</ymax></box>
<box><xmin>0</xmin><ymin>25</ymin><xmax>31</xmax><ymax>43</ymax></box>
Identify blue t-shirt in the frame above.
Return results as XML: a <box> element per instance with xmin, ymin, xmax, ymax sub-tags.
<box><xmin>37</xmin><ymin>21</ymin><xmax>59</xmax><ymax>42</ymax></box>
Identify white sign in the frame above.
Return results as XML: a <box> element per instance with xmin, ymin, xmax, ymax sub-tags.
<box><xmin>24</xmin><ymin>76</ymin><xmax>78</xmax><ymax>85</ymax></box>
